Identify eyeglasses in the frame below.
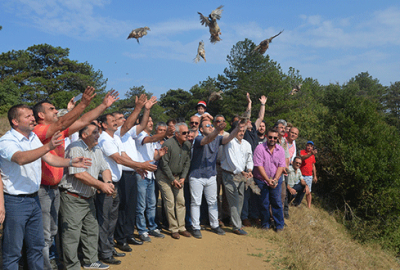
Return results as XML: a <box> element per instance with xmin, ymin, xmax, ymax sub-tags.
<box><xmin>190</xmin><ymin>121</ymin><xmax>199</xmax><ymax>125</ymax></box>
<box><xmin>215</xmin><ymin>120</ymin><xmax>225</xmax><ymax>123</ymax></box>
<box><xmin>180</xmin><ymin>131</ymin><xmax>189</xmax><ymax>135</ymax></box>
<box><xmin>204</xmin><ymin>124</ymin><xmax>214</xmax><ymax>128</ymax></box>
<box><xmin>268</xmin><ymin>136</ymin><xmax>278</xmax><ymax>140</ymax></box>
<box><xmin>294</xmin><ymin>162</ymin><xmax>302</xmax><ymax>165</ymax></box>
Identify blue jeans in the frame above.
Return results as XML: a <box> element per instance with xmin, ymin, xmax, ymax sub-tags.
<box><xmin>254</xmin><ymin>177</ymin><xmax>285</xmax><ymax>229</ymax></box>
<box><xmin>136</xmin><ymin>176</ymin><xmax>157</xmax><ymax>234</ymax></box>
<box><xmin>38</xmin><ymin>186</ymin><xmax>60</xmax><ymax>270</ymax></box>
<box><xmin>3</xmin><ymin>193</ymin><xmax>45</xmax><ymax>270</ymax></box>
<box><xmin>288</xmin><ymin>183</ymin><xmax>306</xmax><ymax>206</ymax></box>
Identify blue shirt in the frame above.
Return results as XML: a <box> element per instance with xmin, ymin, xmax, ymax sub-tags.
<box><xmin>189</xmin><ymin>135</ymin><xmax>223</xmax><ymax>179</ymax></box>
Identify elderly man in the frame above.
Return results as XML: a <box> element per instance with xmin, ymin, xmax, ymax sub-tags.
<box><xmin>32</xmin><ymin>88</ymin><xmax>118</xmax><ymax>270</ymax></box>
<box><xmin>189</xmin><ymin>115</ymin><xmax>201</xmax><ymax>137</ymax></box>
<box><xmin>59</xmin><ymin>122</ymin><xmax>115</xmax><ymax>270</ymax></box>
<box><xmin>221</xmin><ymin>123</ymin><xmax>253</xmax><ymax>235</ymax></box>
<box><xmin>287</xmin><ymin>127</ymin><xmax>299</xmax><ymax>165</ymax></box>
<box><xmin>253</xmin><ymin>128</ymin><xmax>286</xmax><ymax>232</ymax></box>
<box><xmin>188</xmin><ymin>119</ymin><xmax>243</xmax><ymax>239</ymax></box>
<box><xmin>0</xmin><ymin>104</ymin><xmax>90</xmax><ymax>270</ymax></box>
<box><xmin>156</xmin><ymin>123</ymin><xmax>192</xmax><ymax>239</ymax></box>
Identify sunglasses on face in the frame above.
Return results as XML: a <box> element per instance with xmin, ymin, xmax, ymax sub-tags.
<box><xmin>204</xmin><ymin>124</ymin><xmax>214</xmax><ymax>128</ymax></box>
<box><xmin>190</xmin><ymin>121</ymin><xmax>199</xmax><ymax>125</ymax></box>
<box><xmin>268</xmin><ymin>136</ymin><xmax>278</xmax><ymax>140</ymax></box>
<box><xmin>180</xmin><ymin>131</ymin><xmax>189</xmax><ymax>135</ymax></box>
<box><xmin>215</xmin><ymin>120</ymin><xmax>225</xmax><ymax>123</ymax></box>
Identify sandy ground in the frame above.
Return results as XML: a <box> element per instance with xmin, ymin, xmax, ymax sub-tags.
<box><xmin>109</xmin><ymin>226</ymin><xmax>278</xmax><ymax>270</ymax></box>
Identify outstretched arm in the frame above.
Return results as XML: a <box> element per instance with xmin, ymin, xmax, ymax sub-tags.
<box><xmin>68</xmin><ymin>90</ymin><xmax>119</xmax><ymax>135</ymax></box>
<box><xmin>119</xmin><ymin>94</ymin><xmax>148</xmax><ymax>137</ymax></box>
<box><xmin>255</xmin><ymin>95</ymin><xmax>267</xmax><ymax>129</ymax></box>
<box><xmin>45</xmin><ymin>86</ymin><xmax>96</xmax><ymax>139</ymax></box>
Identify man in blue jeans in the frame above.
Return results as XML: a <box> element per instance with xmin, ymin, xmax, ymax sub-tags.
<box><xmin>252</xmin><ymin>128</ymin><xmax>286</xmax><ymax>232</ymax></box>
<box><xmin>0</xmin><ymin>104</ymin><xmax>90</xmax><ymax>269</ymax></box>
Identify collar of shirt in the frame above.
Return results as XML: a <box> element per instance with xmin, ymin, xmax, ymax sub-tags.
<box><xmin>11</xmin><ymin>128</ymin><xmax>36</xmax><ymax>142</ymax></box>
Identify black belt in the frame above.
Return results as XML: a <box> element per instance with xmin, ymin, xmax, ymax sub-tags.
<box><xmin>5</xmin><ymin>192</ymin><xmax>38</xmax><ymax>198</ymax></box>
<box><xmin>40</xmin><ymin>184</ymin><xmax>59</xmax><ymax>189</ymax></box>
<box><xmin>222</xmin><ymin>169</ymin><xmax>236</xmax><ymax>175</ymax></box>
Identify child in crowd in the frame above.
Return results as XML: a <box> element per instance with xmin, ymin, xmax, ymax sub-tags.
<box><xmin>195</xmin><ymin>101</ymin><xmax>213</xmax><ymax>121</ymax></box>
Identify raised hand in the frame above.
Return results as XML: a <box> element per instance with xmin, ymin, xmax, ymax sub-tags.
<box><xmin>145</xmin><ymin>96</ymin><xmax>158</xmax><ymax>110</ymax></box>
<box><xmin>135</xmin><ymin>94</ymin><xmax>148</xmax><ymax>109</ymax></box>
<box><xmin>246</xmin><ymin>92</ymin><xmax>252</xmax><ymax>104</ymax></box>
<box><xmin>102</xmin><ymin>89</ymin><xmax>120</xmax><ymax>108</ymax></box>
<box><xmin>67</xmin><ymin>97</ymin><xmax>76</xmax><ymax>111</ymax></box>
<box><xmin>259</xmin><ymin>95</ymin><xmax>267</xmax><ymax>105</ymax></box>
<box><xmin>81</xmin><ymin>86</ymin><xmax>97</xmax><ymax>106</ymax></box>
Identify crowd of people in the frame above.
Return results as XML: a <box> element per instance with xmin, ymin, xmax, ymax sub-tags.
<box><xmin>0</xmin><ymin>87</ymin><xmax>318</xmax><ymax>270</ymax></box>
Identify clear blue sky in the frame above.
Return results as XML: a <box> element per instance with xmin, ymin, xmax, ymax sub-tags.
<box><xmin>1</xmin><ymin>1</ymin><xmax>399</xmax><ymax>98</ymax></box>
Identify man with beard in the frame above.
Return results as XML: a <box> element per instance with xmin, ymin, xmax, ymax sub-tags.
<box><xmin>257</xmin><ymin>120</ymin><xmax>267</xmax><ymax>144</ymax></box>
<box><xmin>252</xmin><ymin>128</ymin><xmax>286</xmax><ymax>232</ymax></box>
<box><xmin>188</xmin><ymin>119</ymin><xmax>244</xmax><ymax>239</ymax></box>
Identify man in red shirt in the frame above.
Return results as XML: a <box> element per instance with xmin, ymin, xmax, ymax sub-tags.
<box><xmin>300</xmin><ymin>141</ymin><xmax>318</xmax><ymax>208</ymax></box>
<box><xmin>33</xmin><ymin>87</ymin><xmax>119</xmax><ymax>269</ymax></box>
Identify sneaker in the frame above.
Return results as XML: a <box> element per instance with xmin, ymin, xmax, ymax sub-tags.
<box><xmin>211</xmin><ymin>226</ymin><xmax>226</xmax><ymax>235</ymax></box>
<box><xmin>192</xmin><ymin>229</ymin><xmax>202</xmax><ymax>239</ymax></box>
<box><xmin>83</xmin><ymin>261</ymin><xmax>109</xmax><ymax>269</ymax></box>
<box><xmin>233</xmin><ymin>228</ymin><xmax>248</xmax><ymax>235</ymax></box>
<box><xmin>139</xmin><ymin>232</ymin><xmax>151</xmax><ymax>242</ymax></box>
<box><xmin>149</xmin><ymin>229</ymin><xmax>165</xmax><ymax>238</ymax></box>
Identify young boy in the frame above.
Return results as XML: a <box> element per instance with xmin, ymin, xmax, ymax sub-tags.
<box><xmin>287</xmin><ymin>157</ymin><xmax>309</xmax><ymax>208</ymax></box>
<box><xmin>195</xmin><ymin>101</ymin><xmax>213</xmax><ymax>121</ymax></box>
<box><xmin>300</xmin><ymin>141</ymin><xmax>318</xmax><ymax>208</ymax></box>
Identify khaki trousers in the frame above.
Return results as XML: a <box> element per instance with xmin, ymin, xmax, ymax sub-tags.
<box><xmin>157</xmin><ymin>176</ymin><xmax>186</xmax><ymax>233</ymax></box>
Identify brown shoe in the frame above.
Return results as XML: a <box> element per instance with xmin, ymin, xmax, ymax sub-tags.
<box><xmin>179</xmin><ymin>230</ymin><xmax>191</xmax><ymax>237</ymax></box>
<box><xmin>171</xmin><ymin>232</ymin><xmax>180</xmax><ymax>239</ymax></box>
<box><xmin>242</xmin><ymin>219</ymin><xmax>251</xmax><ymax>227</ymax></box>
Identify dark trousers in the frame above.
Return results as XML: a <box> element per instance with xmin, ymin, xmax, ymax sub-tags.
<box><xmin>95</xmin><ymin>182</ymin><xmax>119</xmax><ymax>258</ymax></box>
<box><xmin>287</xmin><ymin>183</ymin><xmax>306</xmax><ymax>206</ymax></box>
<box><xmin>114</xmin><ymin>171</ymin><xmax>138</xmax><ymax>244</ymax></box>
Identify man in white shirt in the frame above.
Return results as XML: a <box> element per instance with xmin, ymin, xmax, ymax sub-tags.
<box><xmin>96</xmin><ymin>113</ymin><xmax>157</xmax><ymax>264</ymax></box>
<box><xmin>221</xmin><ymin>124</ymin><xmax>253</xmax><ymax>235</ymax></box>
<box><xmin>0</xmin><ymin>104</ymin><xmax>90</xmax><ymax>270</ymax></box>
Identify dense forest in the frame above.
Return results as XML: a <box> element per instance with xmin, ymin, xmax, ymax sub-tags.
<box><xmin>1</xmin><ymin>41</ymin><xmax>400</xmax><ymax>253</ymax></box>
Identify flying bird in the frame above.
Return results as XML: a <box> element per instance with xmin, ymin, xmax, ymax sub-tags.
<box><xmin>289</xmin><ymin>84</ymin><xmax>302</xmax><ymax>95</ymax></box>
<box><xmin>127</xmin><ymin>27</ymin><xmax>150</xmax><ymax>43</ymax></box>
<box><xmin>208</xmin><ymin>91</ymin><xmax>223</xmax><ymax>103</ymax></box>
<box><xmin>253</xmin><ymin>30</ymin><xmax>284</xmax><ymax>54</ymax></box>
<box><xmin>194</xmin><ymin>41</ymin><xmax>206</xmax><ymax>63</ymax></box>
<box><xmin>198</xmin><ymin>5</ymin><xmax>224</xmax><ymax>44</ymax></box>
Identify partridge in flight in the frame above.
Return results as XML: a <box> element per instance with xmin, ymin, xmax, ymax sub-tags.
<box><xmin>127</xmin><ymin>27</ymin><xmax>150</xmax><ymax>43</ymax></box>
<box><xmin>253</xmin><ymin>30</ymin><xmax>284</xmax><ymax>54</ymax></box>
<box><xmin>194</xmin><ymin>41</ymin><xmax>206</xmax><ymax>63</ymax></box>
<box><xmin>198</xmin><ymin>5</ymin><xmax>224</xmax><ymax>44</ymax></box>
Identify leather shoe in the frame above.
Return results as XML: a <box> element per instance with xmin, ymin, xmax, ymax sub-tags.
<box><xmin>242</xmin><ymin>219</ymin><xmax>252</xmax><ymax>227</ymax></box>
<box><xmin>127</xmin><ymin>237</ymin><xmax>143</xmax><ymax>245</ymax></box>
<box><xmin>179</xmin><ymin>230</ymin><xmax>191</xmax><ymax>237</ymax></box>
<box><xmin>115</xmin><ymin>242</ymin><xmax>132</xmax><ymax>252</ymax></box>
<box><xmin>113</xmin><ymin>249</ymin><xmax>126</xmax><ymax>257</ymax></box>
<box><xmin>171</xmin><ymin>232</ymin><xmax>180</xmax><ymax>239</ymax></box>
<box><xmin>100</xmin><ymin>256</ymin><xmax>121</xmax><ymax>265</ymax></box>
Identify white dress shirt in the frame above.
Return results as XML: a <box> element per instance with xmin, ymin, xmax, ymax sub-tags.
<box><xmin>98</xmin><ymin>131</ymin><xmax>125</xmax><ymax>182</ymax></box>
<box><xmin>134</xmin><ymin>131</ymin><xmax>158</xmax><ymax>179</ymax></box>
<box><xmin>0</xmin><ymin>129</ymin><xmax>43</xmax><ymax>195</ymax></box>
<box><xmin>116</xmin><ymin>126</ymin><xmax>139</xmax><ymax>172</ymax></box>
<box><xmin>221</xmin><ymin>137</ymin><xmax>253</xmax><ymax>175</ymax></box>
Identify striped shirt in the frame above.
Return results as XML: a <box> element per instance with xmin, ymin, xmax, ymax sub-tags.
<box><xmin>59</xmin><ymin>139</ymin><xmax>110</xmax><ymax>198</ymax></box>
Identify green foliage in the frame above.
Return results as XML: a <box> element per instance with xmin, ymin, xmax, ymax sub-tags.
<box><xmin>0</xmin><ymin>43</ymin><xmax>107</xmax><ymax>109</ymax></box>
<box><xmin>382</xmin><ymin>81</ymin><xmax>400</xmax><ymax>131</ymax></box>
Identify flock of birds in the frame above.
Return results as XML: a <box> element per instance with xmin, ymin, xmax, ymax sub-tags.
<box><xmin>126</xmin><ymin>6</ymin><xmax>300</xmax><ymax>97</ymax></box>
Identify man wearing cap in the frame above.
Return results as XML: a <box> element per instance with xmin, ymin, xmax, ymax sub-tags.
<box><xmin>300</xmin><ymin>141</ymin><xmax>318</xmax><ymax>208</ymax></box>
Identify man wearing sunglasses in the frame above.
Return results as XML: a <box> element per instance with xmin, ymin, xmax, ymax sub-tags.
<box><xmin>189</xmin><ymin>115</ymin><xmax>201</xmax><ymax>138</ymax></box>
<box><xmin>286</xmin><ymin>157</ymin><xmax>308</xmax><ymax>208</ymax></box>
<box><xmin>188</xmin><ymin>119</ymin><xmax>244</xmax><ymax>239</ymax></box>
<box><xmin>253</xmin><ymin>128</ymin><xmax>286</xmax><ymax>232</ymax></box>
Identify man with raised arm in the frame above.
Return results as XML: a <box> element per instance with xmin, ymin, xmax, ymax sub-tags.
<box><xmin>32</xmin><ymin>87</ymin><xmax>119</xmax><ymax>270</ymax></box>
<box><xmin>0</xmin><ymin>104</ymin><xmax>90</xmax><ymax>270</ymax></box>
<box><xmin>188</xmin><ymin>118</ymin><xmax>244</xmax><ymax>239</ymax></box>
<box><xmin>241</xmin><ymin>93</ymin><xmax>267</xmax><ymax>227</ymax></box>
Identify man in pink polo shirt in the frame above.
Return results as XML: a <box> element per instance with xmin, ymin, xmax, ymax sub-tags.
<box><xmin>252</xmin><ymin>128</ymin><xmax>286</xmax><ymax>232</ymax></box>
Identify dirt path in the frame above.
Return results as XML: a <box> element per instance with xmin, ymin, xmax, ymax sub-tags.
<box><xmin>110</xmin><ymin>226</ymin><xmax>281</xmax><ymax>270</ymax></box>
